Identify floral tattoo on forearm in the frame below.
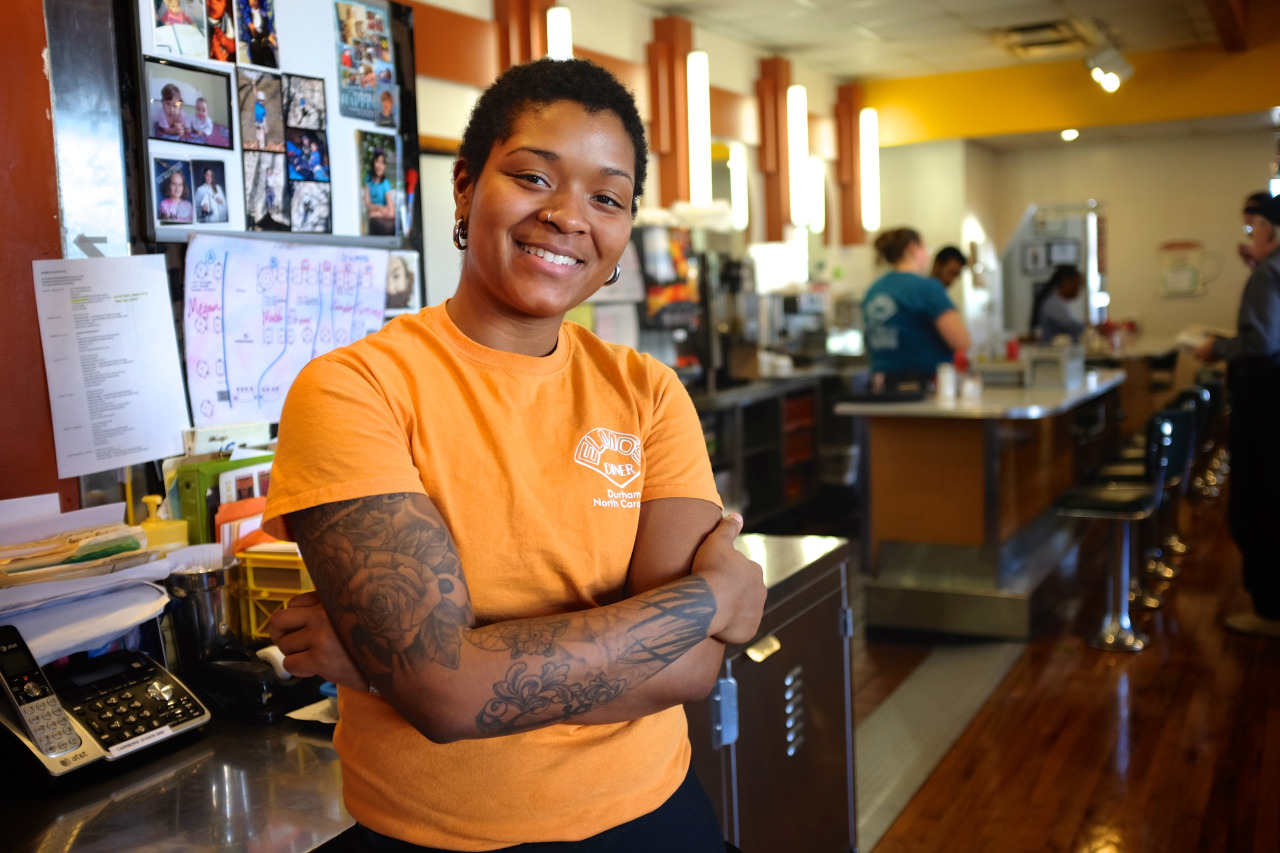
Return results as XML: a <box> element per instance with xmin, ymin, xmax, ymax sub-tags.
<box><xmin>292</xmin><ymin>493</ymin><xmax>718</xmax><ymax>735</ymax></box>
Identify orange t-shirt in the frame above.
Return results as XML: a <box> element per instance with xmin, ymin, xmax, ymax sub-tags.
<box><xmin>262</xmin><ymin>303</ymin><xmax>721</xmax><ymax>850</ymax></box>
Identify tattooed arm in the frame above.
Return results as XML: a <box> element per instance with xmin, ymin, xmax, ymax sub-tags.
<box><xmin>283</xmin><ymin>492</ymin><xmax>764</xmax><ymax>743</ymax></box>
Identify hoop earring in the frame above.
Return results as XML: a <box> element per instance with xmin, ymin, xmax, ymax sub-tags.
<box><xmin>452</xmin><ymin>218</ymin><xmax>467</xmax><ymax>250</ymax></box>
<box><xmin>603</xmin><ymin>265</ymin><xmax>621</xmax><ymax>286</ymax></box>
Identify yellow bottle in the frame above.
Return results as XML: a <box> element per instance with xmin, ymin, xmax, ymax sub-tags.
<box><xmin>140</xmin><ymin>495</ymin><xmax>189</xmax><ymax>554</ymax></box>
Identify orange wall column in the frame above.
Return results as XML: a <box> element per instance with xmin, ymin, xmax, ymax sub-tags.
<box><xmin>756</xmin><ymin>57</ymin><xmax>792</xmax><ymax>243</ymax></box>
<box><xmin>835</xmin><ymin>82</ymin><xmax>866</xmax><ymax>246</ymax></box>
<box><xmin>647</xmin><ymin>16</ymin><xmax>692</xmax><ymax>209</ymax></box>
<box><xmin>494</xmin><ymin>0</ymin><xmax>554</xmax><ymax>70</ymax></box>
<box><xmin>2</xmin><ymin>4</ymin><xmax>79</xmax><ymax>509</ymax></box>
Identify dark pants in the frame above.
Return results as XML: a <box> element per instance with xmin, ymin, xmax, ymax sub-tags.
<box><xmin>343</xmin><ymin>765</ymin><xmax>734</xmax><ymax>853</ymax></box>
<box><xmin>1227</xmin><ymin>360</ymin><xmax>1280</xmax><ymax>620</ymax></box>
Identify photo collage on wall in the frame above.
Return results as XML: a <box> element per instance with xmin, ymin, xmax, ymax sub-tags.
<box><xmin>334</xmin><ymin>2</ymin><xmax>398</xmax><ymax>126</ymax></box>
<box><xmin>142</xmin><ymin>0</ymin><xmax>399</xmax><ymax>242</ymax></box>
<box><xmin>284</xmin><ymin>75</ymin><xmax>332</xmax><ymax>233</ymax></box>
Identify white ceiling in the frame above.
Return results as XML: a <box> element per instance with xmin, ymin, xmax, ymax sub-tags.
<box><xmin>627</xmin><ymin>0</ymin><xmax>1220</xmax><ymax>81</ymax></box>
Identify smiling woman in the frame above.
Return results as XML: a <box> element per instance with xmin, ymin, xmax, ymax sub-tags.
<box><xmin>262</xmin><ymin>58</ymin><xmax>766</xmax><ymax>853</ymax></box>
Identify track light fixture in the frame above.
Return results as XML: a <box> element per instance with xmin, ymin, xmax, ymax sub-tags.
<box><xmin>1085</xmin><ymin>43</ymin><xmax>1131</xmax><ymax>93</ymax></box>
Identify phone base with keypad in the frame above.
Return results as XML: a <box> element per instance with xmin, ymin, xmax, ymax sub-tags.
<box><xmin>0</xmin><ymin>644</ymin><xmax>210</xmax><ymax>777</ymax></box>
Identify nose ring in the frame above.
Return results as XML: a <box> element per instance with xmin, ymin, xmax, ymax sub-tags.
<box><xmin>544</xmin><ymin>211</ymin><xmax>555</xmax><ymax>225</ymax></box>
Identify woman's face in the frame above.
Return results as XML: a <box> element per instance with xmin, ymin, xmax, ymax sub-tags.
<box><xmin>453</xmin><ymin>100</ymin><xmax>635</xmax><ymax>320</ymax></box>
<box><xmin>208</xmin><ymin>0</ymin><xmax>226</xmax><ymax>17</ymax></box>
<box><xmin>169</xmin><ymin>172</ymin><xmax>185</xmax><ymax>199</ymax></box>
<box><xmin>203</xmin><ymin>169</ymin><xmax>215</xmax><ymax>186</ymax></box>
<box><xmin>372</xmin><ymin>153</ymin><xmax>386</xmax><ymax>179</ymax></box>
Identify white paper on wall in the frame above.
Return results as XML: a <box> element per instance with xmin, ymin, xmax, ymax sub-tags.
<box><xmin>32</xmin><ymin>256</ymin><xmax>191</xmax><ymax>479</ymax></box>
<box><xmin>184</xmin><ymin>234</ymin><xmax>388</xmax><ymax>427</ymax></box>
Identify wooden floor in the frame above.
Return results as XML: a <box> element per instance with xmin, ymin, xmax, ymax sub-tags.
<box><xmin>863</xmin><ymin>491</ymin><xmax>1280</xmax><ymax>853</ymax></box>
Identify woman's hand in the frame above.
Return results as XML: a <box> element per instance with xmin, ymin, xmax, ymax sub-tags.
<box><xmin>690</xmin><ymin>514</ymin><xmax>766</xmax><ymax>645</ymax></box>
<box><xmin>268</xmin><ymin>591</ymin><xmax>369</xmax><ymax>691</ymax></box>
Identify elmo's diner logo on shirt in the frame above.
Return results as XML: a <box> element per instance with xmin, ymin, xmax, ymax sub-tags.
<box><xmin>575</xmin><ymin>428</ymin><xmax>643</xmax><ymax>497</ymax></box>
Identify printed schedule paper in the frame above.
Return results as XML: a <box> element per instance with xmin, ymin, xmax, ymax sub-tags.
<box><xmin>33</xmin><ymin>256</ymin><xmax>191</xmax><ymax>479</ymax></box>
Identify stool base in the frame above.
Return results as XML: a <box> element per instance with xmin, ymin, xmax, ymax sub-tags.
<box><xmin>1146</xmin><ymin>556</ymin><xmax>1180</xmax><ymax>580</ymax></box>
<box><xmin>1090</xmin><ymin>623</ymin><xmax>1148</xmax><ymax>652</ymax></box>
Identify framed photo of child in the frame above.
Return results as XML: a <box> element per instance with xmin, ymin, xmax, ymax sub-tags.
<box><xmin>144</xmin><ymin>58</ymin><xmax>233</xmax><ymax>149</ymax></box>
<box><xmin>284</xmin><ymin>74</ymin><xmax>327</xmax><ymax>131</ymax></box>
<box><xmin>237</xmin><ymin>0</ymin><xmax>280</xmax><ymax>68</ymax></box>
<box><xmin>206</xmin><ymin>0</ymin><xmax>236</xmax><ymax>63</ymax></box>
<box><xmin>356</xmin><ymin>130</ymin><xmax>399</xmax><ymax>237</ymax></box>
<box><xmin>150</xmin><ymin>0</ymin><xmax>207</xmax><ymax>58</ymax></box>
<box><xmin>286</xmin><ymin>129</ymin><xmax>330</xmax><ymax>182</ymax></box>
<box><xmin>244</xmin><ymin>151</ymin><xmax>289</xmax><ymax>231</ymax></box>
<box><xmin>190</xmin><ymin>159</ymin><xmax>230</xmax><ymax>224</ymax></box>
<box><xmin>237</xmin><ymin>68</ymin><xmax>285</xmax><ymax>152</ymax></box>
<box><xmin>153</xmin><ymin>158</ymin><xmax>195</xmax><ymax>225</ymax></box>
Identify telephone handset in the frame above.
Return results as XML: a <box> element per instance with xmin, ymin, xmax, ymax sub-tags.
<box><xmin>0</xmin><ymin>624</ymin><xmax>210</xmax><ymax>776</ymax></box>
<box><xmin>0</xmin><ymin>624</ymin><xmax>82</xmax><ymax>759</ymax></box>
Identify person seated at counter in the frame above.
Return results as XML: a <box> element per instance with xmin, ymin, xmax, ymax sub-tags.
<box><xmin>261</xmin><ymin>58</ymin><xmax>766</xmax><ymax>853</ymax></box>
<box><xmin>930</xmin><ymin>245</ymin><xmax>967</xmax><ymax>289</ymax></box>
<box><xmin>862</xmin><ymin>227</ymin><xmax>971</xmax><ymax>385</ymax></box>
<box><xmin>1031</xmin><ymin>264</ymin><xmax>1086</xmax><ymax>344</ymax></box>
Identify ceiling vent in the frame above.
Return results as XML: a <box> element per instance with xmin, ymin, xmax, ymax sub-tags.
<box><xmin>991</xmin><ymin>18</ymin><xmax>1102</xmax><ymax>61</ymax></box>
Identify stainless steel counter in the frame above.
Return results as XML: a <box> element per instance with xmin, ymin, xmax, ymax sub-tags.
<box><xmin>4</xmin><ymin>718</ymin><xmax>350</xmax><ymax>853</ymax></box>
<box><xmin>833</xmin><ymin>369</ymin><xmax>1125</xmax><ymax>420</ymax></box>
<box><xmin>4</xmin><ymin>535</ymin><xmax>848</xmax><ymax>853</ymax></box>
<box><xmin>735</xmin><ymin>533</ymin><xmax>849</xmax><ymax>593</ymax></box>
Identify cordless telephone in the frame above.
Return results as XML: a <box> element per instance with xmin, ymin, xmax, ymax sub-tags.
<box><xmin>0</xmin><ymin>624</ymin><xmax>82</xmax><ymax>759</ymax></box>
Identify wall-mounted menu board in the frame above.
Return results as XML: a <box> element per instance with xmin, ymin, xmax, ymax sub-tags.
<box><xmin>134</xmin><ymin>0</ymin><xmax>407</xmax><ymax>247</ymax></box>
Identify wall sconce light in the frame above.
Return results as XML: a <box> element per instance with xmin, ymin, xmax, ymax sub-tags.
<box><xmin>786</xmin><ymin>84</ymin><xmax>809</xmax><ymax>228</ymax></box>
<box><xmin>727</xmin><ymin>142</ymin><xmax>750</xmax><ymax>231</ymax></box>
<box><xmin>546</xmin><ymin>7</ymin><xmax>573</xmax><ymax>60</ymax></box>
<box><xmin>1085</xmin><ymin>44</ymin><xmax>1131</xmax><ymax>93</ymax></box>
<box><xmin>687</xmin><ymin>50</ymin><xmax>712</xmax><ymax>207</ymax></box>
<box><xmin>808</xmin><ymin>155</ymin><xmax>826</xmax><ymax>234</ymax></box>
<box><xmin>859</xmin><ymin>107</ymin><xmax>880</xmax><ymax>233</ymax></box>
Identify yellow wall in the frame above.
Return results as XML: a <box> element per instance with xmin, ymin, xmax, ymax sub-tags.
<box><xmin>865</xmin><ymin>2</ymin><xmax>1280</xmax><ymax>147</ymax></box>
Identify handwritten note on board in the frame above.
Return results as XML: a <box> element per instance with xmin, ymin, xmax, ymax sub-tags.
<box><xmin>184</xmin><ymin>235</ymin><xmax>388</xmax><ymax>427</ymax></box>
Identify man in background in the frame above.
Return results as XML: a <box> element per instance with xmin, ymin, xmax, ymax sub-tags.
<box><xmin>930</xmin><ymin>246</ymin><xmax>967</xmax><ymax>289</ymax></box>
<box><xmin>1195</xmin><ymin>193</ymin><xmax>1280</xmax><ymax>637</ymax></box>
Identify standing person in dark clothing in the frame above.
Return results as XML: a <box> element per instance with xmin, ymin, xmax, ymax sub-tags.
<box><xmin>1195</xmin><ymin>192</ymin><xmax>1280</xmax><ymax>636</ymax></box>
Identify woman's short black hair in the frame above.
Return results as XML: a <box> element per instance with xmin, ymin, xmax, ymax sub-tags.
<box><xmin>457</xmin><ymin>58</ymin><xmax>648</xmax><ymax>215</ymax></box>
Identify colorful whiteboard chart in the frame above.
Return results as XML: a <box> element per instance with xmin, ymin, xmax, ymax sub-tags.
<box><xmin>184</xmin><ymin>234</ymin><xmax>388</xmax><ymax>426</ymax></box>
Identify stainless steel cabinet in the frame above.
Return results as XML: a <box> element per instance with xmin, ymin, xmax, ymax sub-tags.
<box><xmin>687</xmin><ymin>536</ymin><xmax>856</xmax><ymax>853</ymax></box>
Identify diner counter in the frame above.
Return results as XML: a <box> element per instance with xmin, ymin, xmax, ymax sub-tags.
<box><xmin>837</xmin><ymin>370</ymin><xmax>1127</xmax><ymax>638</ymax></box>
<box><xmin>833</xmin><ymin>369</ymin><xmax>1125</xmax><ymax>420</ymax></box>
<box><xmin>2</xmin><ymin>534</ymin><xmax>847</xmax><ymax>853</ymax></box>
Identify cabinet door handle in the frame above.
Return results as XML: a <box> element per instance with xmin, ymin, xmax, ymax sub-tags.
<box><xmin>745</xmin><ymin>634</ymin><xmax>781</xmax><ymax>662</ymax></box>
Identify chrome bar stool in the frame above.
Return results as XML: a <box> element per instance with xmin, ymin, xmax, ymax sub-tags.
<box><xmin>1091</xmin><ymin>404</ymin><xmax>1194</xmax><ymax>603</ymax></box>
<box><xmin>1055</xmin><ymin>414</ymin><xmax>1174</xmax><ymax>652</ymax></box>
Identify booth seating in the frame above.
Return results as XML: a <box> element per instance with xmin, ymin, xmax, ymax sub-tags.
<box><xmin>1053</xmin><ymin>414</ymin><xmax>1175</xmax><ymax>652</ymax></box>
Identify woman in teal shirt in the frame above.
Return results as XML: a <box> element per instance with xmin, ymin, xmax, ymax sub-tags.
<box><xmin>862</xmin><ymin>227</ymin><xmax>970</xmax><ymax>380</ymax></box>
